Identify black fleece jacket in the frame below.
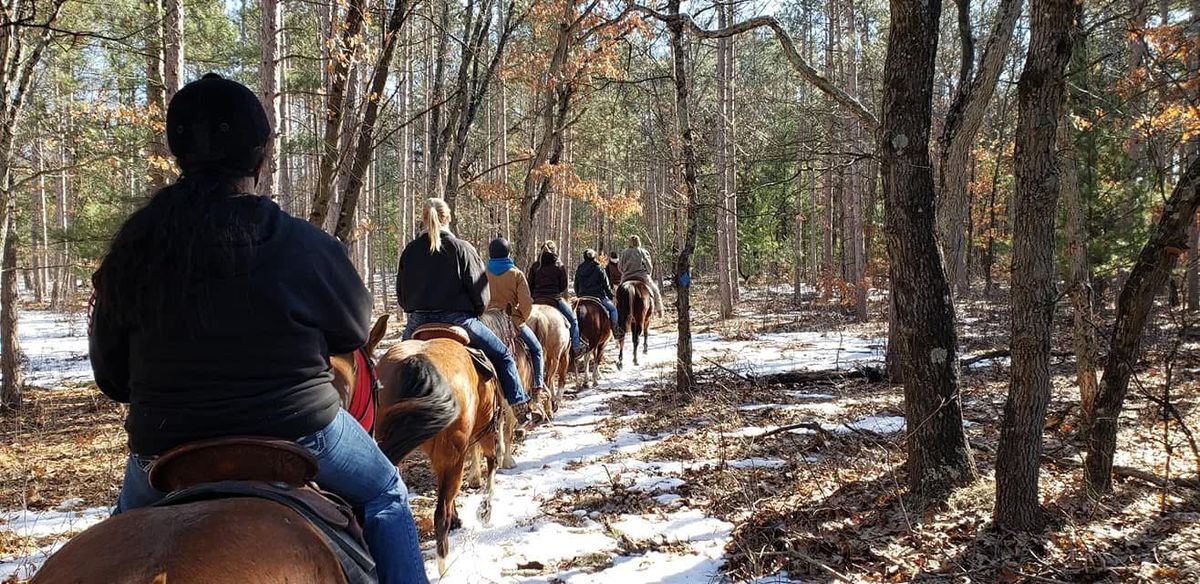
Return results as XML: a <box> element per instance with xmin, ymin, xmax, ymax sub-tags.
<box><xmin>396</xmin><ymin>230</ymin><xmax>489</xmax><ymax>316</ymax></box>
<box><xmin>89</xmin><ymin>197</ymin><xmax>371</xmax><ymax>456</ymax></box>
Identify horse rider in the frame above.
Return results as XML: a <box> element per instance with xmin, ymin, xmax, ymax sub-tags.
<box><xmin>88</xmin><ymin>74</ymin><xmax>428</xmax><ymax>584</ymax></box>
<box><xmin>528</xmin><ymin>240</ymin><xmax>584</xmax><ymax>358</ymax></box>
<box><xmin>618</xmin><ymin>235</ymin><xmax>665</xmax><ymax>316</ymax></box>
<box><xmin>484</xmin><ymin>236</ymin><xmax>548</xmax><ymax>407</ymax></box>
<box><xmin>396</xmin><ymin>198</ymin><xmax>531</xmax><ymax>422</ymax></box>
<box><xmin>574</xmin><ymin>248</ymin><xmax>621</xmax><ymax>336</ymax></box>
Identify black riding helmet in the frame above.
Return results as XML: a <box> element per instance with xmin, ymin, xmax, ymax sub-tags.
<box><xmin>489</xmin><ymin>236</ymin><xmax>512</xmax><ymax>259</ymax></box>
<box><xmin>166</xmin><ymin>73</ymin><xmax>270</xmax><ymax>177</ymax></box>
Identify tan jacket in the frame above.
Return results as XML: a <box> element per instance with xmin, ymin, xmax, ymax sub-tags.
<box><xmin>486</xmin><ymin>268</ymin><xmax>534</xmax><ymax>327</ymax></box>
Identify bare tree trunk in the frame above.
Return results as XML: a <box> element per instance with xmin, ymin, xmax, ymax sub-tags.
<box><xmin>880</xmin><ymin>0</ymin><xmax>977</xmax><ymax>499</ymax></box>
<box><xmin>1060</xmin><ymin>109</ymin><xmax>1100</xmax><ymax>424</ymax></box>
<box><xmin>715</xmin><ymin>1</ymin><xmax>735</xmax><ymax>318</ymax></box>
<box><xmin>258</xmin><ymin>0</ymin><xmax>283</xmax><ymax>198</ymax></box>
<box><xmin>0</xmin><ymin>207</ymin><xmax>22</xmax><ymax>409</ymax></box>
<box><xmin>665</xmin><ymin>0</ymin><xmax>699</xmax><ymax>391</ymax></box>
<box><xmin>1086</xmin><ymin>155</ymin><xmax>1200</xmax><ymax>492</ymax></box>
<box><xmin>845</xmin><ymin>0</ymin><xmax>866</xmax><ymax>321</ymax></box>
<box><xmin>936</xmin><ymin>0</ymin><xmax>1024</xmax><ymax>298</ymax></box>
<box><xmin>163</xmin><ymin>0</ymin><xmax>184</xmax><ymax>99</ymax></box>
<box><xmin>334</xmin><ymin>0</ymin><xmax>413</xmax><ymax>242</ymax></box>
<box><xmin>994</xmin><ymin>0</ymin><xmax>1077</xmax><ymax>531</ymax></box>
<box><xmin>144</xmin><ymin>0</ymin><xmax>169</xmax><ymax>191</ymax></box>
<box><xmin>308</xmin><ymin>0</ymin><xmax>366</xmax><ymax>227</ymax></box>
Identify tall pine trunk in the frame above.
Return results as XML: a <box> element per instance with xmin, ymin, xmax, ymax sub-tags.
<box><xmin>0</xmin><ymin>208</ymin><xmax>21</xmax><ymax>409</ymax></box>
<box><xmin>259</xmin><ymin>0</ymin><xmax>283</xmax><ymax>198</ymax></box>
<box><xmin>667</xmin><ymin>0</ymin><xmax>699</xmax><ymax>391</ymax></box>
<box><xmin>879</xmin><ymin>0</ymin><xmax>976</xmax><ymax>499</ymax></box>
<box><xmin>1060</xmin><ymin>108</ymin><xmax>1099</xmax><ymax>424</ymax></box>
<box><xmin>994</xmin><ymin>0</ymin><xmax>1077</xmax><ymax>531</ymax></box>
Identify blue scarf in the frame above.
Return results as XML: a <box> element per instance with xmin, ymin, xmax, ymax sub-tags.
<box><xmin>487</xmin><ymin>257</ymin><xmax>515</xmax><ymax>276</ymax></box>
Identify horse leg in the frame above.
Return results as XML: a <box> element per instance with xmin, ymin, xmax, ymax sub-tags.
<box><xmin>617</xmin><ymin>333</ymin><xmax>625</xmax><ymax>371</ymax></box>
<box><xmin>632</xmin><ymin>320</ymin><xmax>641</xmax><ymax>367</ymax></box>
<box><xmin>644</xmin><ymin>313</ymin><xmax>651</xmax><ymax>355</ymax></box>
<box><xmin>434</xmin><ymin>454</ymin><xmax>468</xmax><ymax>577</ymax></box>
<box><xmin>467</xmin><ymin>444</ymin><xmax>483</xmax><ymax>489</ymax></box>
<box><xmin>501</xmin><ymin>402</ymin><xmax>518</xmax><ymax>469</ymax></box>
<box><xmin>475</xmin><ymin>431</ymin><xmax>499</xmax><ymax>526</ymax></box>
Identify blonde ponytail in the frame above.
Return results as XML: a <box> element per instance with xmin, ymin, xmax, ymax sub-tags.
<box><xmin>541</xmin><ymin>240</ymin><xmax>558</xmax><ymax>255</ymax></box>
<box><xmin>423</xmin><ymin>198</ymin><xmax>451</xmax><ymax>252</ymax></box>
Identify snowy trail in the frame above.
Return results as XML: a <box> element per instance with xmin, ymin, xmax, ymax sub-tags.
<box><xmin>422</xmin><ymin>330</ymin><xmax>883</xmax><ymax>583</ymax></box>
<box><xmin>1</xmin><ymin>309</ymin><xmax>885</xmax><ymax>582</ymax></box>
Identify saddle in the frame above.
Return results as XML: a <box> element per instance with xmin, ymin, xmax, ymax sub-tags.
<box><xmin>574</xmin><ymin>296</ymin><xmax>606</xmax><ymax>312</ymax></box>
<box><xmin>532</xmin><ymin>297</ymin><xmax>560</xmax><ymax>307</ymax></box>
<box><xmin>149</xmin><ymin>437</ymin><xmax>377</xmax><ymax>584</ymax></box>
<box><xmin>412</xmin><ymin>323</ymin><xmax>496</xmax><ymax>382</ymax></box>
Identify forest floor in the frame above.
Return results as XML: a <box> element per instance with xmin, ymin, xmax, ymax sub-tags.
<box><xmin>1</xmin><ymin>284</ymin><xmax>1198</xmax><ymax>582</ymax></box>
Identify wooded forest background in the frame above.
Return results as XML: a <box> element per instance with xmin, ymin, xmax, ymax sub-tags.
<box><xmin>0</xmin><ymin>0</ymin><xmax>1198</xmax><ymax>535</ymax></box>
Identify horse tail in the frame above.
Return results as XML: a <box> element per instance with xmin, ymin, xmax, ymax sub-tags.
<box><xmin>376</xmin><ymin>353</ymin><xmax>461</xmax><ymax>464</ymax></box>
<box><xmin>616</xmin><ymin>283</ymin><xmax>633</xmax><ymax>332</ymax></box>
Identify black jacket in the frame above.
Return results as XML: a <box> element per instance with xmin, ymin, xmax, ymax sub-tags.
<box><xmin>528</xmin><ymin>252</ymin><xmax>568</xmax><ymax>300</ymax></box>
<box><xmin>397</xmin><ymin>231</ymin><xmax>489</xmax><ymax>315</ymax></box>
<box><xmin>89</xmin><ymin>197</ymin><xmax>371</xmax><ymax>456</ymax></box>
<box><xmin>574</xmin><ymin>259</ymin><xmax>613</xmax><ymax>300</ymax></box>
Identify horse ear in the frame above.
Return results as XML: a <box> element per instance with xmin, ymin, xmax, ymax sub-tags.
<box><xmin>366</xmin><ymin>314</ymin><xmax>390</xmax><ymax>353</ymax></box>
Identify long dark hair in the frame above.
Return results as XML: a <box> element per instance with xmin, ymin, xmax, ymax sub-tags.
<box><xmin>92</xmin><ymin>170</ymin><xmax>257</xmax><ymax>331</ymax></box>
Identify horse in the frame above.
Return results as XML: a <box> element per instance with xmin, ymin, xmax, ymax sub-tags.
<box><xmin>605</xmin><ymin>256</ymin><xmax>622</xmax><ymax>295</ymax></box>
<box><xmin>615</xmin><ymin>280</ymin><xmax>653</xmax><ymax>368</ymax></box>
<box><xmin>572</xmin><ymin>297</ymin><xmax>612</xmax><ymax>388</ymax></box>
<box><xmin>477</xmin><ymin>308</ymin><xmax>527</xmax><ymax>468</ymax></box>
<box><xmin>526</xmin><ymin>303</ymin><xmax>570</xmax><ymax>414</ymax></box>
<box><xmin>32</xmin><ymin>315</ymin><xmax>426</xmax><ymax>584</ymax></box>
<box><xmin>374</xmin><ymin>320</ymin><xmax>506</xmax><ymax>577</ymax></box>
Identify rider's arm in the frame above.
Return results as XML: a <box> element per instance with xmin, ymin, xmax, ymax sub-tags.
<box><xmin>573</xmin><ymin>266</ymin><xmax>583</xmax><ymax>296</ymax></box>
<box><xmin>89</xmin><ymin>298</ymin><xmax>131</xmax><ymax>403</ymax></box>
<box><xmin>460</xmin><ymin>242</ymin><xmax>490</xmax><ymax>317</ymax></box>
<box><xmin>513</xmin><ymin>271</ymin><xmax>533</xmax><ymax>327</ymax></box>
<box><xmin>599</xmin><ymin>267</ymin><xmax>614</xmax><ymax>299</ymax></box>
<box><xmin>309</xmin><ymin>237</ymin><xmax>371</xmax><ymax>354</ymax></box>
<box><xmin>556</xmin><ymin>265</ymin><xmax>568</xmax><ymax>296</ymax></box>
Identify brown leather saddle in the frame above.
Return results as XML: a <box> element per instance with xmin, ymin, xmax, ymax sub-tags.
<box><xmin>149</xmin><ymin>437</ymin><xmax>376</xmax><ymax>584</ymax></box>
<box><xmin>574</xmin><ymin>296</ymin><xmax>606</xmax><ymax>313</ymax></box>
<box><xmin>412</xmin><ymin>323</ymin><xmax>470</xmax><ymax>345</ymax></box>
<box><xmin>412</xmin><ymin>323</ymin><xmax>496</xmax><ymax>382</ymax></box>
<box><xmin>532</xmin><ymin>297</ymin><xmax>560</xmax><ymax>307</ymax></box>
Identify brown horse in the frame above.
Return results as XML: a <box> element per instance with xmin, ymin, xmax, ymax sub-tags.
<box><xmin>32</xmin><ymin>315</ymin><xmax>418</xmax><ymax>584</ymax></box>
<box><xmin>616</xmin><ymin>280</ymin><xmax>653</xmax><ymax>368</ymax></box>
<box><xmin>573</xmin><ymin>297</ymin><xmax>612</xmax><ymax>388</ymax></box>
<box><xmin>605</xmin><ymin>257</ymin><xmax>622</xmax><ymax>295</ymax></box>
<box><xmin>526</xmin><ymin>304</ymin><xmax>570</xmax><ymax>413</ymax></box>
<box><xmin>375</xmin><ymin>324</ymin><xmax>504</xmax><ymax>577</ymax></box>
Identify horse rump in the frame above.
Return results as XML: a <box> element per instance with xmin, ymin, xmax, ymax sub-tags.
<box><xmin>375</xmin><ymin>353</ymin><xmax>461</xmax><ymax>464</ymax></box>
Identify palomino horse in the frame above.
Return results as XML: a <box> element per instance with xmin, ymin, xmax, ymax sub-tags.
<box><xmin>375</xmin><ymin>323</ymin><xmax>504</xmax><ymax>577</ymax></box>
<box><xmin>616</xmin><ymin>280</ymin><xmax>653</xmax><ymax>368</ymax></box>
<box><xmin>32</xmin><ymin>315</ymin><xmax>421</xmax><ymax>584</ymax></box>
<box><xmin>572</xmin><ymin>297</ymin><xmax>612</xmax><ymax>388</ymax></box>
<box><xmin>527</xmin><ymin>303</ymin><xmax>570</xmax><ymax>413</ymax></box>
<box><xmin>477</xmin><ymin>309</ymin><xmax>526</xmax><ymax>468</ymax></box>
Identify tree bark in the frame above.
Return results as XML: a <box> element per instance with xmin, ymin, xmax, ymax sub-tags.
<box><xmin>0</xmin><ymin>208</ymin><xmax>22</xmax><ymax>409</ymax></box>
<box><xmin>994</xmin><ymin>0</ymin><xmax>1077</xmax><ymax>531</ymax></box>
<box><xmin>715</xmin><ymin>1</ymin><xmax>735</xmax><ymax>319</ymax></box>
<box><xmin>162</xmin><ymin>0</ymin><xmax>184</xmax><ymax>99</ymax></box>
<box><xmin>333</xmin><ymin>0</ymin><xmax>414</xmax><ymax>242</ymax></box>
<box><xmin>1086</xmin><ymin>154</ymin><xmax>1200</xmax><ymax>492</ymax></box>
<box><xmin>144</xmin><ymin>0</ymin><xmax>170</xmax><ymax>191</ymax></box>
<box><xmin>1060</xmin><ymin>109</ymin><xmax>1099</xmax><ymax>425</ymax></box>
<box><xmin>936</xmin><ymin>0</ymin><xmax>1024</xmax><ymax>298</ymax></box>
<box><xmin>308</xmin><ymin>0</ymin><xmax>366</xmax><ymax>228</ymax></box>
<box><xmin>666</xmin><ymin>0</ymin><xmax>699</xmax><ymax>391</ymax></box>
<box><xmin>258</xmin><ymin>0</ymin><xmax>283</xmax><ymax>199</ymax></box>
<box><xmin>879</xmin><ymin>0</ymin><xmax>977</xmax><ymax>499</ymax></box>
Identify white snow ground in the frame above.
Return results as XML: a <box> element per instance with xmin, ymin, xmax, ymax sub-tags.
<box><xmin>0</xmin><ymin>309</ymin><xmax>882</xmax><ymax>583</ymax></box>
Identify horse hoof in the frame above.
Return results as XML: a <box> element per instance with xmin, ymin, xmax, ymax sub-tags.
<box><xmin>478</xmin><ymin>504</ymin><xmax>493</xmax><ymax>526</ymax></box>
<box><xmin>438</xmin><ymin>556</ymin><xmax>448</xmax><ymax>578</ymax></box>
<box><xmin>449</xmin><ymin>515</ymin><xmax>463</xmax><ymax>531</ymax></box>
<box><xmin>502</xmin><ymin>456</ymin><xmax>517</xmax><ymax>469</ymax></box>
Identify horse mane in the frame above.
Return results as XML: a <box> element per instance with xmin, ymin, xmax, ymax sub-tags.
<box><xmin>479</xmin><ymin>308</ymin><xmax>517</xmax><ymax>346</ymax></box>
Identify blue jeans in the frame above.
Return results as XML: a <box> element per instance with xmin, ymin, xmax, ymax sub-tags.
<box><xmin>595</xmin><ymin>296</ymin><xmax>619</xmax><ymax>329</ymax></box>
<box><xmin>554</xmin><ymin>299</ymin><xmax>581</xmax><ymax>350</ymax></box>
<box><xmin>402</xmin><ymin>311</ymin><xmax>529</xmax><ymax>405</ymax></box>
<box><xmin>114</xmin><ymin>410</ymin><xmax>429</xmax><ymax>584</ymax></box>
<box><xmin>518</xmin><ymin>324</ymin><xmax>546</xmax><ymax>389</ymax></box>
